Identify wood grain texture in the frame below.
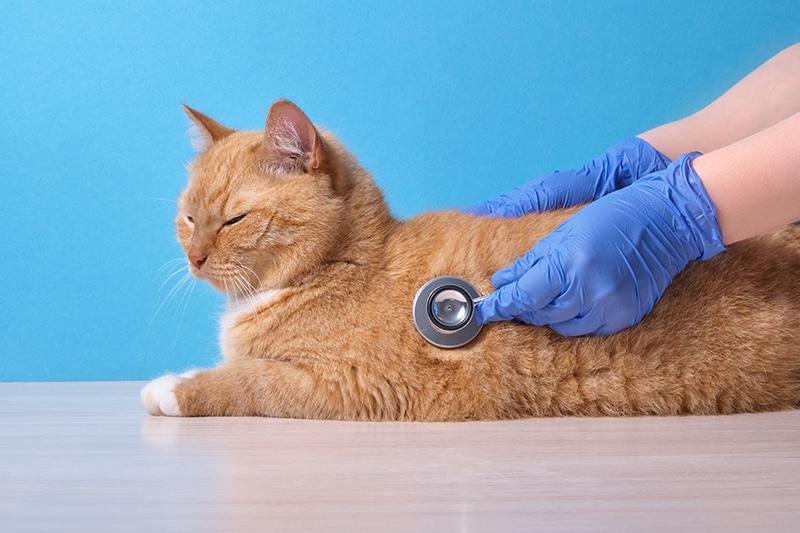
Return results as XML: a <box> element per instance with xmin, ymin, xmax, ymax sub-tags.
<box><xmin>2</xmin><ymin>381</ymin><xmax>799</xmax><ymax>532</ymax></box>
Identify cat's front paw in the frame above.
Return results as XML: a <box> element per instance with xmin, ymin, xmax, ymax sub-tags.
<box><xmin>141</xmin><ymin>371</ymin><xmax>197</xmax><ymax>416</ymax></box>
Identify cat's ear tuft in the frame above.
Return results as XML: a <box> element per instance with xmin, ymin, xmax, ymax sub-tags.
<box><xmin>262</xmin><ymin>99</ymin><xmax>325</xmax><ymax>175</ymax></box>
<box><xmin>182</xmin><ymin>104</ymin><xmax>235</xmax><ymax>152</ymax></box>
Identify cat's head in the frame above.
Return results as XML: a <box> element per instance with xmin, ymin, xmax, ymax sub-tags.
<box><xmin>177</xmin><ymin>100</ymin><xmax>365</xmax><ymax>295</ymax></box>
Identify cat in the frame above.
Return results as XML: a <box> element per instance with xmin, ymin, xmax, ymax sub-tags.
<box><xmin>141</xmin><ymin>99</ymin><xmax>800</xmax><ymax>420</ymax></box>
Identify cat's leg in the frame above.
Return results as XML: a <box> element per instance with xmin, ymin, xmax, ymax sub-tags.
<box><xmin>141</xmin><ymin>370</ymin><xmax>199</xmax><ymax>416</ymax></box>
<box><xmin>141</xmin><ymin>359</ymin><xmax>361</xmax><ymax>419</ymax></box>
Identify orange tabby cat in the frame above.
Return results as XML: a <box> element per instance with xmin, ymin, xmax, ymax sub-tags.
<box><xmin>141</xmin><ymin>99</ymin><xmax>800</xmax><ymax>420</ymax></box>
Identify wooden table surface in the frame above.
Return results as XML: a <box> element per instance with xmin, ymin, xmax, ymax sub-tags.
<box><xmin>1</xmin><ymin>381</ymin><xmax>799</xmax><ymax>532</ymax></box>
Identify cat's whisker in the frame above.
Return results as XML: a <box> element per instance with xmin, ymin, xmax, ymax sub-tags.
<box><xmin>221</xmin><ymin>264</ymin><xmax>268</xmax><ymax>337</ymax></box>
<box><xmin>173</xmin><ymin>275</ymin><xmax>197</xmax><ymax>334</ymax></box>
<box><xmin>231</xmin><ymin>271</ymin><xmax>256</xmax><ymax>304</ymax></box>
<box><xmin>171</xmin><ymin>270</ymin><xmax>195</xmax><ymax>306</ymax></box>
<box><xmin>156</xmin><ymin>261</ymin><xmax>190</xmax><ymax>297</ymax></box>
<box><xmin>236</xmin><ymin>263</ymin><xmax>260</xmax><ymax>291</ymax></box>
<box><xmin>231</xmin><ymin>261</ymin><xmax>281</xmax><ymax>327</ymax></box>
<box><xmin>149</xmin><ymin>263</ymin><xmax>195</xmax><ymax>332</ymax></box>
<box><xmin>143</xmin><ymin>197</ymin><xmax>179</xmax><ymax>206</ymax></box>
<box><xmin>156</xmin><ymin>256</ymin><xmax>186</xmax><ymax>270</ymax></box>
<box><xmin>153</xmin><ymin>261</ymin><xmax>188</xmax><ymax>307</ymax></box>
<box><xmin>154</xmin><ymin>258</ymin><xmax>187</xmax><ymax>281</ymax></box>
<box><xmin>169</xmin><ymin>271</ymin><xmax>194</xmax><ymax>315</ymax></box>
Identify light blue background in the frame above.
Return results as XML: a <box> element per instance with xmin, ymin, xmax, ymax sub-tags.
<box><xmin>2</xmin><ymin>1</ymin><xmax>799</xmax><ymax>381</ymax></box>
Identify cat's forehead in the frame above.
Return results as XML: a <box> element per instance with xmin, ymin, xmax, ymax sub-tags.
<box><xmin>181</xmin><ymin>131</ymin><xmax>268</xmax><ymax>212</ymax></box>
<box><xmin>191</xmin><ymin>131</ymin><xmax>262</xmax><ymax>177</ymax></box>
<box><xmin>180</xmin><ymin>176</ymin><xmax>264</xmax><ymax>215</ymax></box>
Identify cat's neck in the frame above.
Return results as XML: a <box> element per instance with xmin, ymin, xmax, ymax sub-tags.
<box><xmin>317</xmin><ymin>133</ymin><xmax>400</xmax><ymax>269</ymax></box>
<box><xmin>328</xmin><ymin>169</ymin><xmax>398</xmax><ymax>268</ymax></box>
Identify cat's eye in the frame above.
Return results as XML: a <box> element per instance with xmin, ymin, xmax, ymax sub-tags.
<box><xmin>224</xmin><ymin>214</ymin><xmax>247</xmax><ymax>226</ymax></box>
<box><xmin>186</xmin><ymin>215</ymin><xmax>195</xmax><ymax>224</ymax></box>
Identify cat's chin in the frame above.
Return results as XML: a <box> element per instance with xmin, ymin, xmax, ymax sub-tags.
<box><xmin>188</xmin><ymin>269</ymin><xmax>227</xmax><ymax>293</ymax></box>
<box><xmin>203</xmin><ymin>274</ymin><xmax>264</xmax><ymax>297</ymax></box>
<box><xmin>206</xmin><ymin>277</ymin><xmax>234</xmax><ymax>294</ymax></box>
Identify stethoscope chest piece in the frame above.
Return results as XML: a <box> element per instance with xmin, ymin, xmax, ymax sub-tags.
<box><xmin>413</xmin><ymin>276</ymin><xmax>483</xmax><ymax>348</ymax></box>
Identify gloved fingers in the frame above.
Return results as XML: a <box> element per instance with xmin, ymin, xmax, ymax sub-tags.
<box><xmin>461</xmin><ymin>199</ymin><xmax>502</xmax><ymax>217</ymax></box>
<box><xmin>472</xmin><ymin>281</ymin><xmax>533</xmax><ymax>323</ymax></box>
<box><xmin>474</xmin><ymin>254</ymin><xmax>564</xmax><ymax>324</ymax></box>
<box><xmin>549</xmin><ymin>304</ymin><xmax>646</xmax><ymax>337</ymax></box>
<box><xmin>490</xmin><ymin>172</ymin><xmax>602</xmax><ymax>215</ymax></box>
<box><xmin>549</xmin><ymin>313</ymin><xmax>607</xmax><ymax>337</ymax></box>
<box><xmin>514</xmin><ymin>311</ymin><xmax>603</xmax><ymax>337</ymax></box>
<box><xmin>507</xmin><ymin>293</ymin><xmax>623</xmax><ymax>336</ymax></box>
<box><xmin>491</xmin><ymin>235</ymin><xmax>561</xmax><ymax>288</ymax></box>
<box><xmin>491</xmin><ymin>254</ymin><xmax>536</xmax><ymax>289</ymax></box>
<box><xmin>512</xmin><ymin>268</ymin><xmax>583</xmax><ymax>328</ymax></box>
<box><xmin>463</xmin><ymin>171</ymin><xmax>593</xmax><ymax>218</ymax></box>
<box><xmin>463</xmin><ymin>137</ymin><xmax>672</xmax><ymax>220</ymax></box>
<box><xmin>516</xmin><ymin>296</ymin><xmax>614</xmax><ymax>336</ymax></box>
<box><xmin>463</xmin><ymin>185</ymin><xmax>548</xmax><ymax>218</ymax></box>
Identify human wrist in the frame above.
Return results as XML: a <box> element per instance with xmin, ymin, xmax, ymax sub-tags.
<box><xmin>639</xmin><ymin>152</ymin><xmax>727</xmax><ymax>261</ymax></box>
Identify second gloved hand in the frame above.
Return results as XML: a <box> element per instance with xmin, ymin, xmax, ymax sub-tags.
<box><xmin>473</xmin><ymin>153</ymin><xmax>727</xmax><ymax>336</ymax></box>
<box><xmin>464</xmin><ymin>136</ymin><xmax>671</xmax><ymax>217</ymax></box>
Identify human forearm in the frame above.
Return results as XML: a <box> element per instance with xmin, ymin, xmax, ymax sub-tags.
<box><xmin>691</xmin><ymin>110</ymin><xmax>800</xmax><ymax>245</ymax></box>
<box><xmin>640</xmin><ymin>43</ymin><xmax>800</xmax><ymax>159</ymax></box>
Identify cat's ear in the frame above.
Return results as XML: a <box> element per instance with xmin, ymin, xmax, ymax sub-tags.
<box><xmin>182</xmin><ymin>104</ymin><xmax>235</xmax><ymax>151</ymax></box>
<box><xmin>262</xmin><ymin>99</ymin><xmax>325</xmax><ymax>175</ymax></box>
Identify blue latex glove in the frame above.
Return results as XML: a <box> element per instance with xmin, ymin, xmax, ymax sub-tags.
<box><xmin>473</xmin><ymin>153</ymin><xmax>727</xmax><ymax>336</ymax></box>
<box><xmin>464</xmin><ymin>136</ymin><xmax>671</xmax><ymax>216</ymax></box>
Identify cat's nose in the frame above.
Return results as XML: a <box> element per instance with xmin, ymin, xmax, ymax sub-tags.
<box><xmin>188</xmin><ymin>252</ymin><xmax>207</xmax><ymax>269</ymax></box>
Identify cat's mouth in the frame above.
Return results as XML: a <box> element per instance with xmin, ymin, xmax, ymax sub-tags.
<box><xmin>187</xmin><ymin>260</ymin><xmax>208</xmax><ymax>280</ymax></box>
<box><xmin>189</xmin><ymin>261</ymin><xmax>261</xmax><ymax>297</ymax></box>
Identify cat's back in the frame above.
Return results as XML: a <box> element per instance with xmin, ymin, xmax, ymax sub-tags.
<box><xmin>384</xmin><ymin>208</ymin><xmax>577</xmax><ymax>293</ymax></box>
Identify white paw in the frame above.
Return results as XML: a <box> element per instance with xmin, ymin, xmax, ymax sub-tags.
<box><xmin>141</xmin><ymin>374</ymin><xmax>188</xmax><ymax>416</ymax></box>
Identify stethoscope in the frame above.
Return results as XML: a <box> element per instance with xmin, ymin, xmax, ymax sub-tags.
<box><xmin>412</xmin><ymin>276</ymin><xmax>484</xmax><ymax>348</ymax></box>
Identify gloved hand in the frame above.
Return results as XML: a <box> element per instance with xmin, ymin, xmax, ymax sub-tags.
<box><xmin>473</xmin><ymin>153</ymin><xmax>727</xmax><ymax>336</ymax></box>
<box><xmin>464</xmin><ymin>136</ymin><xmax>671</xmax><ymax>217</ymax></box>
